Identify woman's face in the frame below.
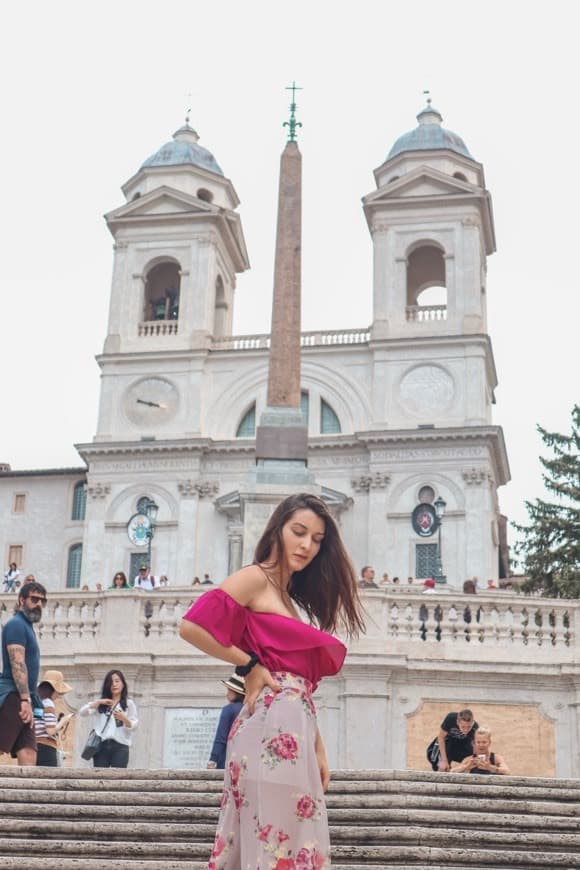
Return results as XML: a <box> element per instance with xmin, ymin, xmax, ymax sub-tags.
<box><xmin>113</xmin><ymin>574</ymin><xmax>124</xmax><ymax>587</ymax></box>
<box><xmin>110</xmin><ymin>673</ymin><xmax>125</xmax><ymax>695</ymax></box>
<box><xmin>474</xmin><ymin>732</ymin><xmax>491</xmax><ymax>756</ymax></box>
<box><xmin>280</xmin><ymin>509</ymin><xmax>325</xmax><ymax>574</ymax></box>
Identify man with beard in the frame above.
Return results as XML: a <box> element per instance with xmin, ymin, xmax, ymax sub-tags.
<box><xmin>0</xmin><ymin>581</ymin><xmax>47</xmax><ymax>764</ymax></box>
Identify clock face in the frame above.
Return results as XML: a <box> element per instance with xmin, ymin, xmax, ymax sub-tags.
<box><xmin>124</xmin><ymin>377</ymin><xmax>179</xmax><ymax>429</ymax></box>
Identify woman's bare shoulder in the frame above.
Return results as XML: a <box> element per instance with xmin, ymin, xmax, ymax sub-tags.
<box><xmin>220</xmin><ymin>565</ymin><xmax>268</xmax><ymax>606</ymax></box>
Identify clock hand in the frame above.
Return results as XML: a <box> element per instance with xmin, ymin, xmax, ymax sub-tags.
<box><xmin>136</xmin><ymin>398</ymin><xmax>162</xmax><ymax>408</ymax></box>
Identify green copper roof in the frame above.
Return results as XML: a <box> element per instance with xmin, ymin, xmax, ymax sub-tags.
<box><xmin>387</xmin><ymin>102</ymin><xmax>473</xmax><ymax>161</ymax></box>
<box><xmin>141</xmin><ymin>124</ymin><xmax>223</xmax><ymax>176</ymax></box>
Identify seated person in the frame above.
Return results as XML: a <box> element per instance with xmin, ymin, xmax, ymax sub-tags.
<box><xmin>437</xmin><ymin>708</ymin><xmax>478</xmax><ymax>771</ymax></box>
<box><xmin>452</xmin><ymin>726</ymin><xmax>510</xmax><ymax>775</ymax></box>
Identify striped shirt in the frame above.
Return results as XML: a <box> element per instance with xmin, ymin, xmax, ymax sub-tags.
<box><xmin>34</xmin><ymin>698</ymin><xmax>58</xmax><ymax>743</ymax></box>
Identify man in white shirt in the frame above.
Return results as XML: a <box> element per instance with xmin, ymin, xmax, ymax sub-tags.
<box><xmin>133</xmin><ymin>565</ymin><xmax>155</xmax><ymax>590</ymax></box>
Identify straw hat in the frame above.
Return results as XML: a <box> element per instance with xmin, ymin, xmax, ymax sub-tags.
<box><xmin>222</xmin><ymin>675</ymin><xmax>245</xmax><ymax>696</ymax></box>
<box><xmin>41</xmin><ymin>670</ymin><xmax>72</xmax><ymax>694</ymax></box>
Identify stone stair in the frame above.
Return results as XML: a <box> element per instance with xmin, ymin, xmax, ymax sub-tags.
<box><xmin>1</xmin><ymin>767</ymin><xmax>580</xmax><ymax>868</ymax></box>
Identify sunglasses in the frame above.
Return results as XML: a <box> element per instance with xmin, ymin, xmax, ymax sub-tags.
<box><xmin>27</xmin><ymin>595</ymin><xmax>47</xmax><ymax>606</ymax></box>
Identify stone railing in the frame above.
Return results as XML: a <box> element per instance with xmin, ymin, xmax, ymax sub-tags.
<box><xmin>406</xmin><ymin>304</ymin><xmax>447</xmax><ymax>322</ymax></box>
<box><xmin>138</xmin><ymin>320</ymin><xmax>179</xmax><ymax>336</ymax></box>
<box><xmin>1</xmin><ymin>588</ymin><xmax>577</xmax><ymax>666</ymax></box>
<box><xmin>212</xmin><ymin>328</ymin><xmax>370</xmax><ymax>351</ymax></box>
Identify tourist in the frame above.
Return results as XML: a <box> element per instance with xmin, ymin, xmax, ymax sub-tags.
<box><xmin>179</xmin><ymin>492</ymin><xmax>364</xmax><ymax>868</ymax></box>
<box><xmin>359</xmin><ymin>565</ymin><xmax>378</xmax><ymax>589</ymax></box>
<box><xmin>0</xmin><ymin>581</ymin><xmax>47</xmax><ymax>765</ymax></box>
<box><xmin>435</xmin><ymin>709</ymin><xmax>479</xmax><ymax>771</ymax></box>
<box><xmin>3</xmin><ymin>562</ymin><xmax>20</xmax><ymax>592</ymax></box>
<box><xmin>79</xmin><ymin>670</ymin><xmax>138</xmax><ymax>768</ymax></box>
<box><xmin>202</xmin><ymin>573</ymin><xmax>213</xmax><ymax>585</ymax></box>
<box><xmin>407</xmin><ymin>576</ymin><xmax>414</xmax><ymax>585</ymax></box>
<box><xmin>422</xmin><ymin>578</ymin><xmax>437</xmax><ymax>594</ymax></box>
<box><xmin>380</xmin><ymin>572</ymin><xmax>390</xmax><ymax>585</ymax></box>
<box><xmin>109</xmin><ymin>572</ymin><xmax>130</xmax><ymax>589</ymax></box>
<box><xmin>134</xmin><ymin>565</ymin><xmax>156</xmax><ymax>589</ymax></box>
<box><xmin>158</xmin><ymin>575</ymin><xmax>169</xmax><ymax>586</ymax></box>
<box><xmin>463</xmin><ymin>579</ymin><xmax>477</xmax><ymax>594</ymax></box>
<box><xmin>453</xmin><ymin>726</ymin><xmax>510</xmax><ymax>775</ymax></box>
<box><xmin>207</xmin><ymin>674</ymin><xmax>245</xmax><ymax>770</ymax></box>
<box><xmin>35</xmin><ymin>670</ymin><xmax>74</xmax><ymax>767</ymax></box>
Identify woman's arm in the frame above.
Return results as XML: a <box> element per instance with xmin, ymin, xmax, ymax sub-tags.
<box><xmin>436</xmin><ymin>728</ymin><xmax>450</xmax><ymax>770</ymax></box>
<box><xmin>315</xmin><ymin>728</ymin><xmax>330</xmax><ymax>792</ymax></box>
<box><xmin>114</xmin><ymin>699</ymin><xmax>138</xmax><ymax>730</ymax></box>
<box><xmin>492</xmin><ymin>753</ymin><xmax>510</xmax><ymax>775</ymax></box>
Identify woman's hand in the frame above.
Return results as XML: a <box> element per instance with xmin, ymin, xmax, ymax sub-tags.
<box><xmin>244</xmin><ymin>664</ymin><xmax>280</xmax><ymax>715</ymax></box>
<box><xmin>113</xmin><ymin>709</ymin><xmax>130</xmax><ymax>727</ymax></box>
<box><xmin>315</xmin><ymin>729</ymin><xmax>330</xmax><ymax>792</ymax></box>
<box><xmin>96</xmin><ymin>699</ymin><xmax>114</xmax><ymax>709</ymax></box>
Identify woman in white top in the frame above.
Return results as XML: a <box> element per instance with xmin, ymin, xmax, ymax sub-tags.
<box><xmin>79</xmin><ymin>669</ymin><xmax>138</xmax><ymax>768</ymax></box>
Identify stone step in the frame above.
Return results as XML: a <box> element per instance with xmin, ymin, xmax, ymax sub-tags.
<box><xmin>3</xmin><ymin>800</ymin><xmax>580</xmax><ymax>833</ymax></box>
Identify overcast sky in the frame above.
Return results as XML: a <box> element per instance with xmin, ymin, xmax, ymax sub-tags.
<box><xmin>2</xmin><ymin>1</ymin><xmax>577</xmax><ymax>543</ymax></box>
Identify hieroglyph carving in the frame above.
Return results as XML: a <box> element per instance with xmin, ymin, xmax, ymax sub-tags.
<box><xmin>462</xmin><ymin>468</ymin><xmax>492</xmax><ymax>486</ymax></box>
<box><xmin>178</xmin><ymin>480</ymin><xmax>220</xmax><ymax>499</ymax></box>
<box><xmin>87</xmin><ymin>483</ymin><xmax>111</xmax><ymax>500</ymax></box>
<box><xmin>352</xmin><ymin>472</ymin><xmax>391</xmax><ymax>492</ymax></box>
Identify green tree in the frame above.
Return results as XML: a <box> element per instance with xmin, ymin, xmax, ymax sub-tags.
<box><xmin>514</xmin><ymin>405</ymin><xmax>580</xmax><ymax>597</ymax></box>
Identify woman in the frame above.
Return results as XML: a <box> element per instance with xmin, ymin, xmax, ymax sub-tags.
<box><xmin>35</xmin><ymin>670</ymin><xmax>74</xmax><ymax>767</ymax></box>
<box><xmin>79</xmin><ymin>670</ymin><xmax>138</xmax><ymax>768</ymax></box>
<box><xmin>180</xmin><ymin>492</ymin><xmax>364</xmax><ymax>869</ymax></box>
<box><xmin>453</xmin><ymin>726</ymin><xmax>510</xmax><ymax>775</ymax></box>
<box><xmin>109</xmin><ymin>572</ymin><xmax>130</xmax><ymax>589</ymax></box>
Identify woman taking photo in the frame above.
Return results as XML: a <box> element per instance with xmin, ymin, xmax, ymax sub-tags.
<box><xmin>35</xmin><ymin>670</ymin><xmax>74</xmax><ymax>767</ymax></box>
<box><xmin>79</xmin><ymin>670</ymin><xmax>138</xmax><ymax>768</ymax></box>
<box><xmin>180</xmin><ymin>492</ymin><xmax>364</xmax><ymax>869</ymax></box>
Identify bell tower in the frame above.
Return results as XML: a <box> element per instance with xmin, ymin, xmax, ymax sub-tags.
<box><xmin>363</xmin><ymin>99</ymin><xmax>497</xmax><ymax>429</ymax></box>
<box><xmin>95</xmin><ymin>120</ymin><xmax>249</xmax><ymax>442</ymax></box>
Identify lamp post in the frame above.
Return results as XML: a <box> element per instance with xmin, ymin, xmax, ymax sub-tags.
<box><xmin>433</xmin><ymin>496</ymin><xmax>447</xmax><ymax>585</ymax></box>
<box><xmin>145</xmin><ymin>499</ymin><xmax>159</xmax><ymax>570</ymax></box>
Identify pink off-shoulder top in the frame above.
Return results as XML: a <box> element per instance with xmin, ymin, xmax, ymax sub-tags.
<box><xmin>182</xmin><ymin>588</ymin><xmax>346</xmax><ymax>688</ymax></box>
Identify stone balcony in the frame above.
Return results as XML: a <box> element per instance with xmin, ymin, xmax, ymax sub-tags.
<box><xmin>211</xmin><ymin>327</ymin><xmax>370</xmax><ymax>351</ymax></box>
<box><xmin>1</xmin><ymin>587</ymin><xmax>575</xmax><ymax>667</ymax></box>
<box><xmin>405</xmin><ymin>304</ymin><xmax>447</xmax><ymax>321</ymax></box>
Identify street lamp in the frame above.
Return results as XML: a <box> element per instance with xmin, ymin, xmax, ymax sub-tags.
<box><xmin>433</xmin><ymin>496</ymin><xmax>447</xmax><ymax>585</ymax></box>
<box><xmin>145</xmin><ymin>499</ymin><xmax>159</xmax><ymax>570</ymax></box>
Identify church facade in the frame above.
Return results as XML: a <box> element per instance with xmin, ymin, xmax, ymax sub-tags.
<box><xmin>1</xmin><ymin>102</ymin><xmax>509</xmax><ymax>590</ymax></box>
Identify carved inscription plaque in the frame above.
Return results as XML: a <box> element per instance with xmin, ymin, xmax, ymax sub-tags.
<box><xmin>163</xmin><ymin>707</ymin><xmax>220</xmax><ymax>769</ymax></box>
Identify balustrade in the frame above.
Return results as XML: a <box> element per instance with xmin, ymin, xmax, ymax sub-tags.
<box><xmin>212</xmin><ymin>328</ymin><xmax>370</xmax><ymax>352</ymax></box>
<box><xmin>406</xmin><ymin>304</ymin><xmax>447</xmax><ymax>322</ymax></box>
<box><xmin>138</xmin><ymin>321</ymin><xmax>179</xmax><ymax>336</ymax></box>
<box><xmin>0</xmin><ymin>588</ymin><xmax>575</xmax><ymax>662</ymax></box>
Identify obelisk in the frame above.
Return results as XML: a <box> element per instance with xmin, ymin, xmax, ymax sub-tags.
<box><xmin>241</xmin><ymin>84</ymin><xmax>316</xmax><ymax>562</ymax></box>
<box><xmin>254</xmin><ymin>83</ymin><xmax>312</xmax><ymax>485</ymax></box>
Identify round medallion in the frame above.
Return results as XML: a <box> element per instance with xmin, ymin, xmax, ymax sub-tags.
<box><xmin>412</xmin><ymin>503</ymin><xmax>438</xmax><ymax>537</ymax></box>
<box><xmin>127</xmin><ymin>513</ymin><xmax>151</xmax><ymax>547</ymax></box>
<box><xmin>399</xmin><ymin>365</ymin><xmax>454</xmax><ymax>416</ymax></box>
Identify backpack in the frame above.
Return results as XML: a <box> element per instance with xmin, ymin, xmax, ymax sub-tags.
<box><xmin>426</xmin><ymin>736</ymin><xmax>441</xmax><ymax>771</ymax></box>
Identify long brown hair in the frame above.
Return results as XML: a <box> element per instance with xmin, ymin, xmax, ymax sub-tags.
<box><xmin>253</xmin><ymin>493</ymin><xmax>365</xmax><ymax>638</ymax></box>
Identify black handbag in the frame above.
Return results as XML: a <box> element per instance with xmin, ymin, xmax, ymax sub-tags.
<box><xmin>81</xmin><ymin>704</ymin><xmax>117</xmax><ymax>760</ymax></box>
<box><xmin>81</xmin><ymin>729</ymin><xmax>102</xmax><ymax>760</ymax></box>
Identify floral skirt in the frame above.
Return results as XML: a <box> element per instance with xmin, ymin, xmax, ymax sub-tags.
<box><xmin>208</xmin><ymin>671</ymin><xmax>330</xmax><ymax>870</ymax></box>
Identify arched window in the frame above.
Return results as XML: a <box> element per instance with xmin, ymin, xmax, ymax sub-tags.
<box><xmin>72</xmin><ymin>482</ymin><xmax>87</xmax><ymax>521</ymax></box>
<box><xmin>236</xmin><ymin>404</ymin><xmax>256</xmax><ymax>437</ymax></box>
<box><xmin>197</xmin><ymin>188</ymin><xmax>214</xmax><ymax>203</ymax></box>
<box><xmin>137</xmin><ymin>496</ymin><xmax>151</xmax><ymax>514</ymax></box>
<box><xmin>214</xmin><ymin>275</ymin><xmax>228</xmax><ymax>337</ymax></box>
<box><xmin>406</xmin><ymin>244</ymin><xmax>447</xmax><ymax>321</ymax></box>
<box><xmin>300</xmin><ymin>391</ymin><xmax>309</xmax><ymax>425</ymax></box>
<box><xmin>66</xmin><ymin>544</ymin><xmax>83</xmax><ymax>589</ymax></box>
<box><xmin>320</xmin><ymin>399</ymin><xmax>341</xmax><ymax>434</ymax></box>
<box><xmin>453</xmin><ymin>172</ymin><xmax>468</xmax><ymax>182</ymax></box>
<box><xmin>144</xmin><ymin>261</ymin><xmax>180</xmax><ymax>321</ymax></box>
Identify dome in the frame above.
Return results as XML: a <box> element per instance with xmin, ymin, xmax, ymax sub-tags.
<box><xmin>141</xmin><ymin>123</ymin><xmax>223</xmax><ymax>176</ymax></box>
<box><xmin>387</xmin><ymin>102</ymin><xmax>473</xmax><ymax>161</ymax></box>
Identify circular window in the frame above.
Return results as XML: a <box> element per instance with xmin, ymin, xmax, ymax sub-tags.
<box><xmin>418</xmin><ymin>485</ymin><xmax>435</xmax><ymax>504</ymax></box>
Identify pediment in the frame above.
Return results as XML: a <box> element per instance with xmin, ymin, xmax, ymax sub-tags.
<box><xmin>106</xmin><ymin>186</ymin><xmax>214</xmax><ymax>222</ymax></box>
<box><xmin>366</xmin><ymin>167</ymin><xmax>475</xmax><ymax>204</ymax></box>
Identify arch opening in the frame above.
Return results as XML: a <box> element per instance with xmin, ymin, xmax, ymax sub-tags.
<box><xmin>144</xmin><ymin>261</ymin><xmax>180</xmax><ymax>322</ymax></box>
<box><xmin>406</xmin><ymin>244</ymin><xmax>447</xmax><ymax>321</ymax></box>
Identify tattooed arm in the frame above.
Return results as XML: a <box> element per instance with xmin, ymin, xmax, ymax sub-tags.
<box><xmin>6</xmin><ymin>644</ymin><xmax>33</xmax><ymax>725</ymax></box>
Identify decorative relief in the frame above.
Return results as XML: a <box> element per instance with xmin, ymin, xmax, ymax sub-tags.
<box><xmin>87</xmin><ymin>483</ymin><xmax>111</xmax><ymax>500</ymax></box>
<box><xmin>399</xmin><ymin>365</ymin><xmax>455</xmax><ymax>416</ymax></box>
<box><xmin>178</xmin><ymin>480</ymin><xmax>220</xmax><ymax>499</ymax></box>
<box><xmin>351</xmin><ymin>472</ymin><xmax>391</xmax><ymax>492</ymax></box>
<box><xmin>462</xmin><ymin>467</ymin><xmax>492</xmax><ymax>486</ymax></box>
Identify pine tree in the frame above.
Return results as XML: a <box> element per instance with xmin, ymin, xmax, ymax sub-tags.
<box><xmin>514</xmin><ymin>405</ymin><xmax>580</xmax><ymax>597</ymax></box>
